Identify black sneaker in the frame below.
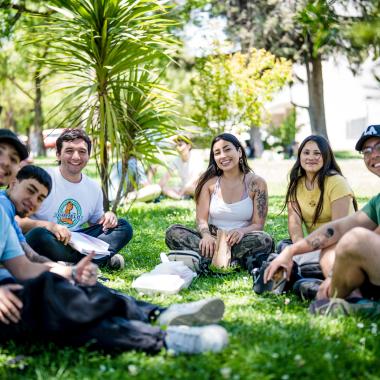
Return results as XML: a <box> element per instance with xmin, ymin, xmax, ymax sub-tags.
<box><xmin>309</xmin><ymin>298</ymin><xmax>380</xmax><ymax>317</ymax></box>
<box><xmin>293</xmin><ymin>278</ymin><xmax>323</xmax><ymax>301</ymax></box>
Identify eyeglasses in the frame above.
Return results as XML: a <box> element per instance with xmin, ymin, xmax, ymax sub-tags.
<box><xmin>361</xmin><ymin>142</ymin><xmax>380</xmax><ymax>158</ymax></box>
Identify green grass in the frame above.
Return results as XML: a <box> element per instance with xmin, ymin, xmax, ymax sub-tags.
<box><xmin>2</xmin><ymin>196</ymin><xmax>380</xmax><ymax>380</ymax></box>
<box><xmin>334</xmin><ymin>151</ymin><xmax>362</xmax><ymax>159</ymax></box>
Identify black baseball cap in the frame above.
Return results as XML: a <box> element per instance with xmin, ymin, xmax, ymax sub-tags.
<box><xmin>0</xmin><ymin>129</ymin><xmax>29</xmax><ymax>160</ymax></box>
<box><xmin>355</xmin><ymin>125</ymin><xmax>380</xmax><ymax>151</ymax></box>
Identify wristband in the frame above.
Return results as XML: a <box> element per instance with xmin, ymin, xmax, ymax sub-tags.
<box><xmin>71</xmin><ymin>265</ymin><xmax>78</xmax><ymax>283</ymax></box>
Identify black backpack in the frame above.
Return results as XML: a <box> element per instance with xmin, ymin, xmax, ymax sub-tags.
<box><xmin>252</xmin><ymin>251</ymin><xmax>324</xmax><ymax>295</ymax></box>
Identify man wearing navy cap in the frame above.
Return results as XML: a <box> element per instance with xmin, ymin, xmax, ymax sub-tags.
<box><xmin>0</xmin><ymin>129</ymin><xmax>28</xmax><ymax>187</ymax></box>
<box><xmin>265</xmin><ymin>125</ymin><xmax>380</xmax><ymax>315</ymax></box>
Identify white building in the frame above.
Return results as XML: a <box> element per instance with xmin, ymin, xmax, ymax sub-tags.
<box><xmin>270</xmin><ymin>56</ymin><xmax>380</xmax><ymax>151</ymax></box>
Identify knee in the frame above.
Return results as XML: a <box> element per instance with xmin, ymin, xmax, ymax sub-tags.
<box><xmin>165</xmin><ymin>224</ymin><xmax>183</xmax><ymax>238</ymax></box>
<box><xmin>335</xmin><ymin>227</ymin><xmax>369</xmax><ymax>262</ymax></box>
<box><xmin>259</xmin><ymin>231</ymin><xmax>274</xmax><ymax>253</ymax></box>
<box><xmin>117</xmin><ymin>218</ymin><xmax>133</xmax><ymax>240</ymax></box>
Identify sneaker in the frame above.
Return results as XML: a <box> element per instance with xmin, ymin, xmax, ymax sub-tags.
<box><xmin>158</xmin><ymin>298</ymin><xmax>225</xmax><ymax>326</ymax></box>
<box><xmin>293</xmin><ymin>278</ymin><xmax>323</xmax><ymax>301</ymax></box>
<box><xmin>108</xmin><ymin>254</ymin><xmax>125</xmax><ymax>270</ymax></box>
<box><xmin>165</xmin><ymin>324</ymin><xmax>228</xmax><ymax>354</ymax></box>
<box><xmin>309</xmin><ymin>298</ymin><xmax>380</xmax><ymax>317</ymax></box>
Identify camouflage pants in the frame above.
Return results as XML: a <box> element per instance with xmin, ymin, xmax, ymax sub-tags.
<box><xmin>165</xmin><ymin>224</ymin><xmax>274</xmax><ymax>264</ymax></box>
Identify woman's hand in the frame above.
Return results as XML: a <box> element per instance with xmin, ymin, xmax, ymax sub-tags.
<box><xmin>226</xmin><ymin>229</ymin><xmax>244</xmax><ymax>246</ymax></box>
<box><xmin>199</xmin><ymin>234</ymin><xmax>216</xmax><ymax>258</ymax></box>
<box><xmin>264</xmin><ymin>247</ymin><xmax>294</xmax><ymax>283</ymax></box>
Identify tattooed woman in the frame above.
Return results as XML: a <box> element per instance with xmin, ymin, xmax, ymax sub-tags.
<box><xmin>165</xmin><ymin>133</ymin><xmax>273</xmax><ymax>270</ymax></box>
<box><xmin>277</xmin><ymin>135</ymin><xmax>357</xmax><ymax>255</ymax></box>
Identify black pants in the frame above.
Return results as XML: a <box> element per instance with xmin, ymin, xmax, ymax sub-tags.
<box><xmin>0</xmin><ymin>272</ymin><xmax>166</xmax><ymax>353</ymax></box>
<box><xmin>25</xmin><ymin>218</ymin><xmax>133</xmax><ymax>266</ymax></box>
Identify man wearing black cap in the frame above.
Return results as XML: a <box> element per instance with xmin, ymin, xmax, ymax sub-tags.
<box><xmin>0</xmin><ymin>129</ymin><xmax>29</xmax><ymax>187</ymax></box>
<box><xmin>264</xmin><ymin>125</ymin><xmax>380</xmax><ymax>315</ymax></box>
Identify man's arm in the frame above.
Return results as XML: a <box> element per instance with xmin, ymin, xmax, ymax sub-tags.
<box><xmin>20</xmin><ymin>242</ymin><xmax>52</xmax><ymax>264</ymax></box>
<box><xmin>17</xmin><ymin>216</ymin><xmax>71</xmax><ymax>245</ymax></box>
<box><xmin>264</xmin><ymin>211</ymin><xmax>376</xmax><ymax>283</ymax></box>
<box><xmin>303</xmin><ymin>211</ymin><xmax>375</xmax><ymax>252</ymax></box>
<box><xmin>16</xmin><ymin>216</ymin><xmax>51</xmax><ymax>233</ymax></box>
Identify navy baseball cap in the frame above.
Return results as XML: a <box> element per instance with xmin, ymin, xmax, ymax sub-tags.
<box><xmin>355</xmin><ymin>125</ymin><xmax>380</xmax><ymax>151</ymax></box>
<box><xmin>0</xmin><ymin>129</ymin><xmax>29</xmax><ymax>160</ymax></box>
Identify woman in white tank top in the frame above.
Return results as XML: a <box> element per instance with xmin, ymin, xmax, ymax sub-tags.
<box><xmin>165</xmin><ymin>133</ymin><xmax>273</xmax><ymax>270</ymax></box>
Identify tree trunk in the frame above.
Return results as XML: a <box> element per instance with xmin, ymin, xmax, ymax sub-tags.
<box><xmin>305</xmin><ymin>54</ymin><xmax>329</xmax><ymax>139</ymax></box>
<box><xmin>4</xmin><ymin>104</ymin><xmax>16</xmax><ymax>130</ymax></box>
<box><xmin>249</xmin><ymin>126</ymin><xmax>263</xmax><ymax>158</ymax></box>
<box><xmin>31</xmin><ymin>68</ymin><xmax>46</xmax><ymax>157</ymax></box>
<box><xmin>100</xmin><ymin>133</ymin><xmax>110</xmax><ymax>212</ymax></box>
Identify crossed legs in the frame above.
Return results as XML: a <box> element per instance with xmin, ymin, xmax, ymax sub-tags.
<box><xmin>331</xmin><ymin>227</ymin><xmax>380</xmax><ymax>299</ymax></box>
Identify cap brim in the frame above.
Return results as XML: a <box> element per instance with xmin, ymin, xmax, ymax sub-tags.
<box><xmin>1</xmin><ymin>137</ymin><xmax>29</xmax><ymax>160</ymax></box>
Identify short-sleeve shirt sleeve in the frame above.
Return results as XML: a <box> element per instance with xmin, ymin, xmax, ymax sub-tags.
<box><xmin>0</xmin><ymin>191</ymin><xmax>26</xmax><ymax>243</ymax></box>
<box><xmin>326</xmin><ymin>175</ymin><xmax>354</xmax><ymax>203</ymax></box>
<box><xmin>0</xmin><ymin>206</ymin><xmax>24</xmax><ymax>261</ymax></box>
<box><xmin>362</xmin><ymin>194</ymin><xmax>380</xmax><ymax>225</ymax></box>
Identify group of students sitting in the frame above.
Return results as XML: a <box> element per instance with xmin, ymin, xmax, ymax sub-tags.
<box><xmin>0</xmin><ymin>124</ymin><xmax>380</xmax><ymax>355</ymax></box>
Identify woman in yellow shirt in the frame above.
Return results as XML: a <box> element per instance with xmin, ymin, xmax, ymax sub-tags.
<box><xmin>279</xmin><ymin>135</ymin><xmax>357</xmax><ymax>272</ymax></box>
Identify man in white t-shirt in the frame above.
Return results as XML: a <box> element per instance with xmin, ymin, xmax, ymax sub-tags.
<box><xmin>159</xmin><ymin>136</ymin><xmax>204</xmax><ymax>200</ymax></box>
<box><xmin>18</xmin><ymin>129</ymin><xmax>133</xmax><ymax>269</ymax></box>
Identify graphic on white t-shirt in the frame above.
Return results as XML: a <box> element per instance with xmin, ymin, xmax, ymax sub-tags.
<box><xmin>55</xmin><ymin>198</ymin><xmax>83</xmax><ymax>228</ymax></box>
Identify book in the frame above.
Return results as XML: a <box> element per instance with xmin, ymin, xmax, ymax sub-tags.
<box><xmin>69</xmin><ymin>232</ymin><xmax>110</xmax><ymax>260</ymax></box>
<box><xmin>211</xmin><ymin>229</ymin><xmax>231</xmax><ymax>269</ymax></box>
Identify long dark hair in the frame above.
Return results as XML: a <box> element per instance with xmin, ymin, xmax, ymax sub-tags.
<box><xmin>195</xmin><ymin>133</ymin><xmax>252</xmax><ymax>203</ymax></box>
<box><xmin>285</xmin><ymin>135</ymin><xmax>358</xmax><ymax>227</ymax></box>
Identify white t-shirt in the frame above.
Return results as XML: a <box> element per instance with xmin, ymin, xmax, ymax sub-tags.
<box><xmin>32</xmin><ymin>167</ymin><xmax>104</xmax><ymax>231</ymax></box>
<box><xmin>171</xmin><ymin>149</ymin><xmax>204</xmax><ymax>187</ymax></box>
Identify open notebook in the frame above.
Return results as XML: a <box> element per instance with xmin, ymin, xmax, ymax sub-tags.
<box><xmin>69</xmin><ymin>232</ymin><xmax>110</xmax><ymax>260</ymax></box>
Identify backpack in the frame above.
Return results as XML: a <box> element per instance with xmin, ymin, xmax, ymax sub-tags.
<box><xmin>166</xmin><ymin>250</ymin><xmax>229</xmax><ymax>276</ymax></box>
<box><xmin>252</xmin><ymin>251</ymin><xmax>323</xmax><ymax>295</ymax></box>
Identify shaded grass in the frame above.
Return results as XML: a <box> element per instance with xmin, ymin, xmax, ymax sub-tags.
<box><xmin>1</xmin><ymin>198</ymin><xmax>379</xmax><ymax>380</ymax></box>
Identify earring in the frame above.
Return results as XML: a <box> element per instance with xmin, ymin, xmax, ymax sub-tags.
<box><xmin>239</xmin><ymin>158</ymin><xmax>243</xmax><ymax>164</ymax></box>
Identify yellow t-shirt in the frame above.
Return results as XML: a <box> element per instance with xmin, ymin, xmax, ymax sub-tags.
<box><xmin>296</xmin><ymin>175</ymin><xmax>355</xmax><ymax>233</ymax></box>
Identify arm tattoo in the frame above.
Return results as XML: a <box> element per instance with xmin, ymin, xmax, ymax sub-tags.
<box><xmin>307</xmin><ymin>228</ymin><xmax>334</xmax><ymax>250</ymax></box>
<box><xmin>249</xmin><ymin>180</ymin><xmax>267</xmax><ymax>219</ymax></box>
<box><xmin>256</xmin><ymin>190</ymin><xmax>267</xmax><ymax>219</ymax></box>
<box><xmin>308</xmin><ymin>238</ymin><xmax>321</xmax><ymax>250</ymax></box>
<box><xmin>22</xmin><ymin>242</ymin><xmax>51</xmax><ymax>264</ymax></box>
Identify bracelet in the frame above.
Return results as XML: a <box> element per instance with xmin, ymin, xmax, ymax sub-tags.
<box><xmin>71</xmin><ymin>265</ymin><xmax>78</xmax><ymax>283</ymax></box>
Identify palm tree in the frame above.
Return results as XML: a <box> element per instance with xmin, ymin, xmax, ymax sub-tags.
<box><xmin>36</xmin><ymin>0</ymin><xmax>180</xmax><ymax>209</ymax></box>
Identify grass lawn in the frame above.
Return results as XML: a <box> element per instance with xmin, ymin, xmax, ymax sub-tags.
<box><xmin>2</xmin><ymin>195</ymin><xmax>380</xmax><ymax>380</ymax></box>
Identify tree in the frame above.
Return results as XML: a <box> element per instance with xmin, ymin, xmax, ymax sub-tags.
<box><xmin>0</xmin><ymin>1</ymin><xmax>53</xmax><ymax>155</ymax></box>
<box><xmin>190</xmin><ymin>46</ymin><xmax>292</xmax><ymax>148</ymax></box>
<box><xmin>213</xmin><ymin>0</ymin><xmax>375</xmax><ymax>139</ymax></box>
<box><xmin>34</xmin><ymin>0</ymin><xmax>180</xmax><ymax>210</ymax></box>
<box><xmin>350</xmin><ymin>1</ymin><xmax>380</xmax><ymax>57</ymax></box>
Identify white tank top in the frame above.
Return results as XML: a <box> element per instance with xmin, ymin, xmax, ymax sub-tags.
<box><xmin>208</xmin><ymin>177</ymin><xmax>253</xmax><ymax>231</ymax></box>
